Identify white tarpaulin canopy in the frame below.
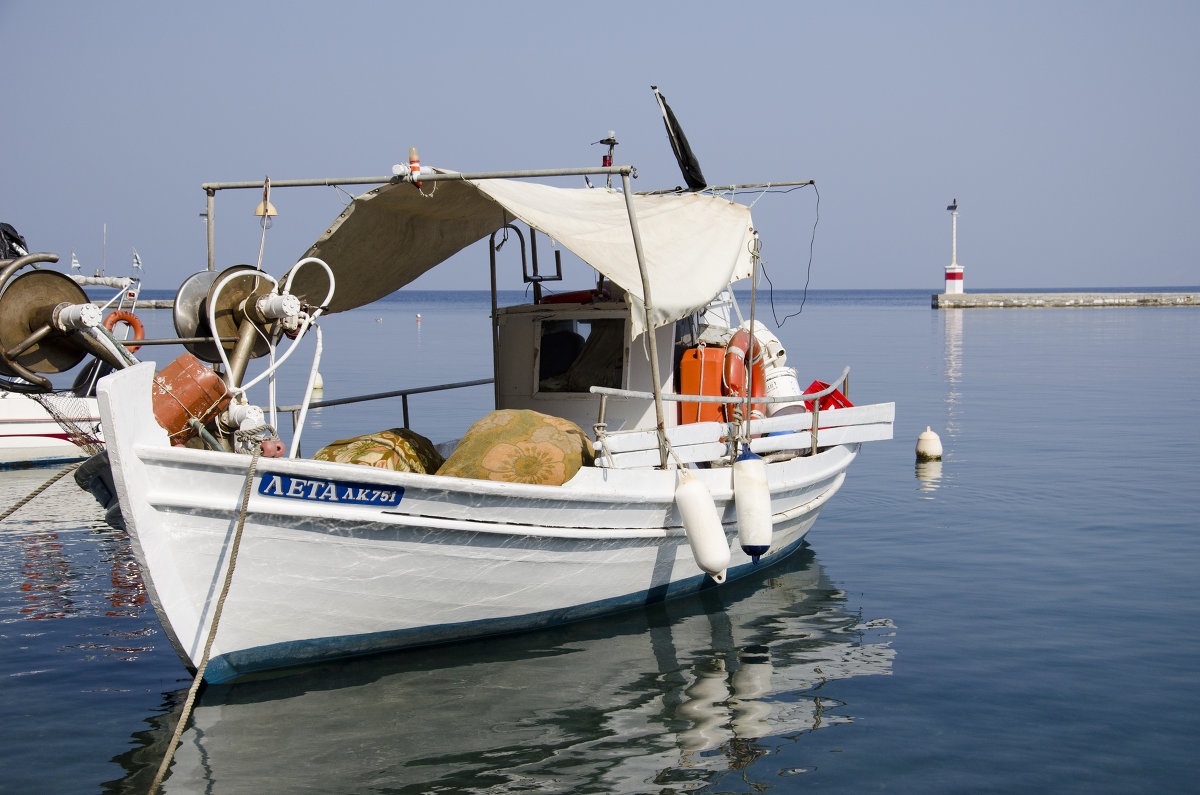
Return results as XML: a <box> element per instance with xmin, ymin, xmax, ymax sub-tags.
<box><xmin>290</xmin><ymin>173</ymin><xmax>755</xmax><ymax>336</ymax></box>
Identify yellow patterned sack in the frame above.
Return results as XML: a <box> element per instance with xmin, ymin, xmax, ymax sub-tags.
<box><xmin>313</xmin><ymin>427</ymin><xmax>444</xmax><ymax>474</ymax></box>
<box><xmin>435</xmin><ymin>409</ymin><xmax>593</xmax><ymax>485</ymax></box>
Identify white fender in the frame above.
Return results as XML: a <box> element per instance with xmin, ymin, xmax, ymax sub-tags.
<box><xmin>733</xmin><ymin>450</ymin><xmax>772</xmax><ymax>562</ymax></box>
<box><xmin>675</xmin><ymin>470</ymin><xmax>729</xmax><ymax>583</ymax></box>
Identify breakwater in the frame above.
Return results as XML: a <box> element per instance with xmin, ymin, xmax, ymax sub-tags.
<box><xmin>933</xmin><ymin>292</ymin><xmax>1198</xmax><ymax>309</ymax></box>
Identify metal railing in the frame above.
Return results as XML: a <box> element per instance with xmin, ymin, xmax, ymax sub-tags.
<box><xmin>588</xmin><ymin>366</ymin><xmax>849</xmax><ymax>408</ymax></box>
<box><xmin>275</xmin><ymin>377</ymin><xmax>494</xmax><ymax>433</ymax></box>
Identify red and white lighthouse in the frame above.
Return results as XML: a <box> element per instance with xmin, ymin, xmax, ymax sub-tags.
<box><xmin>944</xmin><ymin>198</ymin><xmax>963</xmax><ymax>294</ymax></box>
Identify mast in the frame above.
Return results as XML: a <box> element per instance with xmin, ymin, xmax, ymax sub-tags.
<box><xmin>621</xmin><ymin>171</ymin><xmax>669</xmax><ymax>469</ymax></box>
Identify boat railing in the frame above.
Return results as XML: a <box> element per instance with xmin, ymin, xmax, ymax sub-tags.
<box><xmin>590</xmin><ymin>367</ymin><xmax>855</xmax><ymax>466</ymax></box>
<box><xmin>274</xmin><ymin>377</ymin><xmax>494</xmax><ymax>435</ymax></box>
<box><xmin>590</xmin><ymin>366</ymin><xmax>849</xmax><ymax>412</ymax></box>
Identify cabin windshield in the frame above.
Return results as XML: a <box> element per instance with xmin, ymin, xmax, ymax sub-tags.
<box><xmin>537</xmin><ymin>317</ymin><xmax>625</xmax><ymax>393</ymax></box>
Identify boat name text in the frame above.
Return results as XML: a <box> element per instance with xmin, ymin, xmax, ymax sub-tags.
<box><xmin>258</xmin><ymin>474</ymin><xmax>403</xmax><ymax>506</ymax></box>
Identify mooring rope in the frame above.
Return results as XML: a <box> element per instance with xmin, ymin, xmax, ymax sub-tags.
<box><xmin>0</xmin><ymin>461</ymin><xmax>83</xmax><ymax>522</ymax></box>
<box><xmin>148</xmin><ymin>447</ymin><xmax>263</xmax><ymax>794</ymax></box>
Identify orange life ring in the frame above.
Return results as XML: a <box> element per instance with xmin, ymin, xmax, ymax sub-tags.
<box><xmin>103</xmin><ymin>309</ymin><xmax>145</xmax><ymax>354</ymax></box>
<box><xmin>721</xmin><ymin>328</ymin><xmax>766</xmax><ymax>423</ymax></box>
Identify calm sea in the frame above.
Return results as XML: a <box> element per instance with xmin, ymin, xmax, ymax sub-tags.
<box><xmin>2</xmin><ymin>289</ymin><xmax>1197</xmax><ymax>793</ymax></box>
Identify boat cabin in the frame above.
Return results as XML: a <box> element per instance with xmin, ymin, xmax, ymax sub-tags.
<box><xmin>494</xmin><ymin>298</ymin><xmax>675</xmax><ymax>434</ymax></box>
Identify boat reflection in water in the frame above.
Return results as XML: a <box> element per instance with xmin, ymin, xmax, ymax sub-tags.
<box><xmin>111</xmin><ymin>547</ymin><xmax>895</xmax><ymax>793</ymax></box>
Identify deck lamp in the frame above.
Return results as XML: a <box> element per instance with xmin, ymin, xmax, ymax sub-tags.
<box><xmin>254</xmin><ymin>198</ymin><xmax>277</xmax><ymax>229</ymax></box>
<box><xmin>254</xmin><ymin>177</ymin><xmax>277</xmax><ymax>229</ymax></box>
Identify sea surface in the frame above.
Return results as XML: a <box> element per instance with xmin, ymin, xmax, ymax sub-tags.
<box><xmin>1</xmin><ymin>288</ymin><xmax>1197</xmax><ymax>793</ymax></box>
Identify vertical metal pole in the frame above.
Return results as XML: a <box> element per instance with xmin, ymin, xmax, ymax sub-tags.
<box><xmin>621</xmin><ymin>172</ymin><xmax>669</xmax><ymax>469</ymax></box>
<box><xmin>226</xmin><ymin>318</ymin><xmax>258</xmax><ymax>387</ymax></box>
<box><xmin>811</xmin><ymin>403</ymin><xmax>820</xmax><ymax>457</ymax></box>
<box><xmin>743</xmin><ymin>235</ymin><xmax>760</xmax><ymax>449</ymax></box>
<box><xmin>530</xmin><ymin>231</ymin><xmax>542</xmax><ymax>304</ymax></box>
<box><xmin>489</xmin><ymin>236</ymin><xmax>501</xmax><ymax>410</ymax></box>
<box><xmin>206</xmin><ymin>189</ymin><xmax>216</xmax><ymax>271</ymax></box>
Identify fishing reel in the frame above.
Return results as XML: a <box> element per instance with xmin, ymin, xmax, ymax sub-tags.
<box><xmin>0</xmin><ymin>253</ymin><xmax>131</xmax><ymax>392</ymax></box>
<box><xmin>173</xmin><ymin>264</ymin><xmax>303</xmax><ymax>386</ymax></box>
<box><xmin>166</xmin><ymin>259</ymin><xmax>333</xmax><ymax>454</ymax></box>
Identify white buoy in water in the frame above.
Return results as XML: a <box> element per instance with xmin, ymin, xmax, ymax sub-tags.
<box><xmin>916</xmin><ymin>426</ymin><xmax>943</xmax><ymax>461</ymax></box>
<box><xmin>312</xmin><ymin>371</ymin><xmax>324</xmax><ymax>391</ymax></box>
<box><xmin>675</xmin><ymin>470</ymin><xmax>729</xmax><ymax>583</ymax></box>
<box><xmin>733</xmin><ymin>450</ymin><xmax>772</xmax><ymax>563</ymax></box>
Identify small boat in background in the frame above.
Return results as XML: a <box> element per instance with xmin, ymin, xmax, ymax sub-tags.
<box><xmin>0</xmin><ymin>391</ymin><xmax>102</xmax><ymax>467</ymax></box>
<box><xmin>0</xmin><ymin>233</ymin><xmax>146</xmax><ymax>467</ymax></box>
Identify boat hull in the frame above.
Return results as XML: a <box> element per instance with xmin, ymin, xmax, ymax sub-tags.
<box><xmin>127</xmin><ymin>551</ymin><xmax>895</xmax><ymax>792</ymax></box>
<box><xmin>99</xmin><ymin>363</ymin><xmax>858</xmax><ymax>682</ymax></box>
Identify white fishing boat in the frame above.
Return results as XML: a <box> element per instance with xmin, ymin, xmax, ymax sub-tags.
<box><xmin>90</xmin><ymin>145</ymin><xmax>894</xmax><ymax>684</ymax></box>
<box><xmin>0</xmin><ymin>243</ymin><xmax>145</xmax><ymax>467</ymax></box>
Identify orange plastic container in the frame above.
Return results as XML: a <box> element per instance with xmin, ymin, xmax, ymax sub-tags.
<box><xmin>151</xmin><ymin>353</ymin><xmax>231</xmax><ymax>445</ymax></box>
<box><xmin>678</xmin><ymin>346</ymin><xmax>725</xmax><ymax>424</ymax></box>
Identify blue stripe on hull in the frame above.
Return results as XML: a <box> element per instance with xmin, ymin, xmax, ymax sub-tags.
<box><xmin>203</xmin><ymin>535</ymin><xmax>809</xmax><ymax>683</ymax></box>
<box><xmin>0</xmin><ymin>454</ymin><xmax>89</xmax><ymax>470</ymax></box>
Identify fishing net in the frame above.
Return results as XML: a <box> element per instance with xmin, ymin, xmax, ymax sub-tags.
<box><xmin>25</xmin><ymin>391</ymin><xmax>103</xmax><ymax>456</ymax></box>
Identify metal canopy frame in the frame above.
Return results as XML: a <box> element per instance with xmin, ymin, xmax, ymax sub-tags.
<box><xmin>201</xmin><ymin>164</ymin><xmax>683</xmax><ymax>465</ymax></box>
<box><xmin>199</xmin><ymin>166</ymin><xmax>816</xmax><ymax>468</ymax></box>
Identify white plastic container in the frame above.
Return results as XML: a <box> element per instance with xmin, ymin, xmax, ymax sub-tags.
<box><xmin>763</xmin><ymin>365</ymin><xmax>805</xmax><ymax>418</ymax></box>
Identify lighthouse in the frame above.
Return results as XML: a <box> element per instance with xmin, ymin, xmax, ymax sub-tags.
<box><xmin>944</xmin><ymin>198</ymin><xmax>963</xmax><ymax>294</ymax></box>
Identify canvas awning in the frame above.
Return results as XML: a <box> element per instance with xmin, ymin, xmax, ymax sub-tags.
<box><xmin>289</xmin><ymin>172</ymin><xmax>755</xmax><ymax>337</ymax></box>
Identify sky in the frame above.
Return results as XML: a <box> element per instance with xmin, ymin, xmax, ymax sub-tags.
<box><xmin>3</xmin><ymin>1</ymin><xmax>1197</xmax><ymax>293</ymax></box>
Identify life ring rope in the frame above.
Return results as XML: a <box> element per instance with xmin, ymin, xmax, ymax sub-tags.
<box><xmin>103</xmin><ymin>309</ymin><xmax>145</xmax><ymax>353</ymax></box>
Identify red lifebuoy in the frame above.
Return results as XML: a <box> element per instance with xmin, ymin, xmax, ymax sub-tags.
<box><xmin>103</xmin><ymin>309</ymin><xmax>145</xmax><ymax>354</ymax></box>
<box><xmin>722</xmin><ymin>328</ymin><xmax>766</xmax><ymax>423</ymax></box>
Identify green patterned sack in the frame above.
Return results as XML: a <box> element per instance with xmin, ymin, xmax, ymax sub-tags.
<box><xmin>313</xmin><ymin>427</ymin><xmax>444</xmax><ymax>474</ymax></box>
<box><xmin>435</xmin><ymin>409</ymin><xmax>593</xmax><ymax>485</ymax></box>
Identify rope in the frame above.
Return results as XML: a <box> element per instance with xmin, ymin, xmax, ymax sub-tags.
<box><xmin>234</xmin><ymin>423</ymin><xmax>279</xmax><ymax>454</ymax></box>
<box><xmin>148</xmin><ymin>447</ymin><xmax>262</xmax><ymax>794</ymax></box>
<box><xmin>0</xmin><ymin>461</ymin><xmax>83</xmax><ymax>522</ymax></box>
<box><xmin>765</xmin><ymin>182</ymin><xmax>820</xmax><ymax>328</ymax></box>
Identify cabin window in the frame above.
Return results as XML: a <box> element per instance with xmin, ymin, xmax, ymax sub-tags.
<box><xmin>537</xmin><ymin>318</ymin><xmax>624</xmax><ymax>393</ymax></box>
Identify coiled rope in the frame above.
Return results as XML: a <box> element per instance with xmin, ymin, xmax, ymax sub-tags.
<box><xmin>148</xmin><ymin>446</ymin><xmax>263</xmax><ymax>794</ymax></box>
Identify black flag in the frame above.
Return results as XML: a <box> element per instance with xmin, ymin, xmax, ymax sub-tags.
<box><xmin>0</xmin><ymin>223</ymin><xmax>29</xmax><ymax>259</ymax></box>
<box><xmin>652</xmin><ymin>86</ymin><xmax>707</xmax><ymax>191</ymax></box>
